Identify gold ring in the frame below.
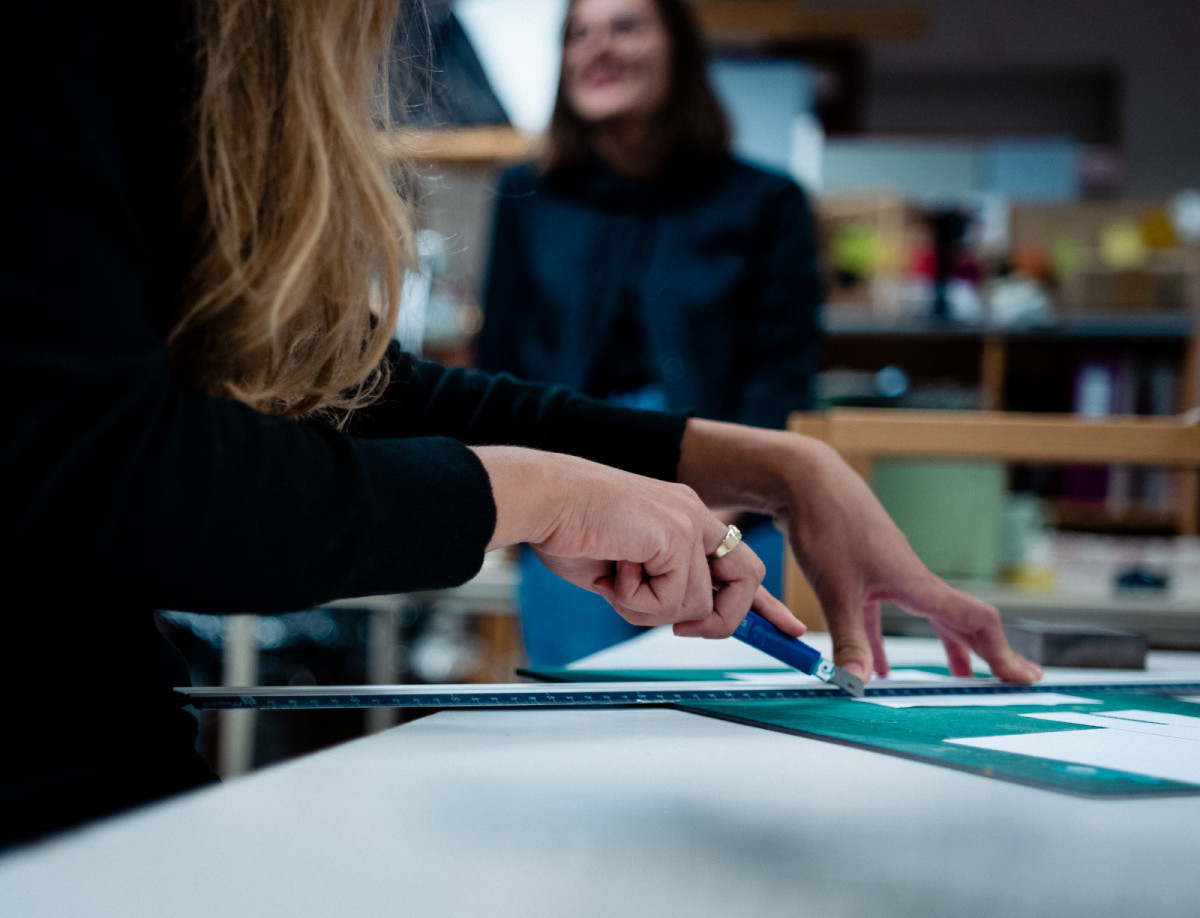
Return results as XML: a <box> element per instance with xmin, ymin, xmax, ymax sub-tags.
<box><xmin>710</xmin><ymin>524</ymin><xmax>742</xmax><ymax>559</ymax></box>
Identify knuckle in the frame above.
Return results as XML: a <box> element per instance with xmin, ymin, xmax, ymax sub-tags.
<box><xmin>832</xmin><ymin>636</ymin><xmax>869</xmax><ymax>659</ymax></box>
<box><xmin>677</xmin><ymin>510</ymin><xmax>699</xmax><ymax>538</ymax></box>
<box><xmin>670</xmin><ymin>481</ymin><xmax>702</xmax><ymax>504</ymax></box>
<box><xmin>749</xmin><ymin>555</ymin><xmax>767</xmax><ymax>582</ymax></box>
<box><xmin>618</xmin><ymin>607</ymin><xmax>655</xmax><ymax>627</ymax></box>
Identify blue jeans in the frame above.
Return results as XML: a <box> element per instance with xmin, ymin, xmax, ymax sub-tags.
<box><xmin>518</xmin><ymin>517</ymin><xmax>785</xmax><ymax>668</ymax></box>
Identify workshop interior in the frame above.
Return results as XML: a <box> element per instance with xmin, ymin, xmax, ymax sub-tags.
<box><xmin>146</xmin><ymin>0</ymin><xmax>1200</xmax><ymax>776</ymax></box>
<box><xmin>4</xmin><ymin>3</ymin><xmax>1200</xmax><ymax>914</ymax></box>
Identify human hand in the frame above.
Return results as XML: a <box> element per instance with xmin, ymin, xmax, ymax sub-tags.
<box><xmin>775</xmin><ymin>438</ymin><xmax>1042</xmax><ymax>684</ymax></box>
<box><xmin>476</xmin><ymin>447</ymin><xmax>803</xmax><ymax>639</ymax></box>
<box><xmin>676</xmin><ymin>420</ymin><xmax>1042</xmax><ymax>685</ymax></box>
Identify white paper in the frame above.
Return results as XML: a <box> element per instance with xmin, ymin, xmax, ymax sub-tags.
<box><xmin>728</xmin><ymin>669</ymin><xmax>1099</xmax><ymax>707</ymax></box>
<box><xmin>842</xmin><ymin>668</ymin><xmax>1098</xmax><ymax>707</ymax></box>
<box><xmin>872</xmin><ymin>669</ymin><xmax>955</xmax><ymax>682</ymax></box>
<box><xmin>727</xmin><ymin>667</ymin><xmax>951</xmax><ymax>686</ymax></box>
<box><xmin>727</xmin><ymin>672</ymin><xmax>823</xmax><ymax>685</ymax></box>
<box><xmin>947</xmin><ymin>708</ymin><xmax>1200</xmax><ymax>785</ymax></box>
<box><xmin>1021</xmin><ymin>709</ymin><xmax>1200</xmax><ymax>740</ymax></box>
<box><xmin>728</xmin><ymin>668</ymin><xmax>953</xmax><ymax>689</ymax></box>
<box><xmin>857</xmin><ymin>692</ymin><xmax>1101</xmax><ymax>709</ymax></box>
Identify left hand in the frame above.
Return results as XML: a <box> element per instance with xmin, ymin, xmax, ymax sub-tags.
<box><xmin>676</xmin><ymin>419</ymin><xmax>1042</xmax><ymax>685</ymax></box>
<box><xmin>773</xmin><ymin>437</ymin><xmax>1040</xmax><ymax>683</ymax></box>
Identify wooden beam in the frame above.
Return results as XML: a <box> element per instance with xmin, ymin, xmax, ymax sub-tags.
<box><xmin>690</xmin><ymin>1</ymin><xmax>930</xmax><ymax>43</ymax></box>
<box><xmin>379</xmin><ymin>127</ymin><xmax>541</xmax><ymax>169</ymax></box>
<box><xmin>798</xmin><ymin>409</ymin><xmax>1200</xmax><ymax>467</ymax></box>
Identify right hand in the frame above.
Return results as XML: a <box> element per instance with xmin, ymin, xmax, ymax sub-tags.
<box><xmin>475</xmin><ymin>446</ymin><xmax>803</xmax><ymax>639</ymax></box>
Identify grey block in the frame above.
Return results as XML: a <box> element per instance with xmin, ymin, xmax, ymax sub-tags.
<box><xmin>1004</xmin><ymin>619</ymin><xmax>1148</xmax><ymax>670</ymax></box>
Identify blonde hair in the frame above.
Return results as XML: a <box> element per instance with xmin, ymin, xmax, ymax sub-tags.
<box><xmin>173</xmin><ymin>0</ymin><xmax>414</xmax><ymax>422</ymax></box>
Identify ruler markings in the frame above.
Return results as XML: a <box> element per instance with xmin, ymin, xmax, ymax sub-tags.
<box><xmin>179</xmin><ymin>678</ymin><xmax>1200</xmax><ymax>711</ymax></box>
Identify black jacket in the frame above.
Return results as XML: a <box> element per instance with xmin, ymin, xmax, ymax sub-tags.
<box><xmin>1</xmin><ymin>0</ymin><xmax>686</xmax><ymax>846</ymax></box>
<box><xmin>478</xmin><ymin>157</ymin><xmax>823</xmax><ymax>429</ymax></box>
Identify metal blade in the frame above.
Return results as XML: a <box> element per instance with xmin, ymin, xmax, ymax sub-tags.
<box><xmin>815</xmin><ymin>659</ymin><xmax>865</xmax><ymax>697</ymax></box>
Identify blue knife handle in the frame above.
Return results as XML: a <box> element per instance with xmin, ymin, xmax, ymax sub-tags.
<box><xmin>733</xmin><ymin>611</ymin><xmax>822</xmax><ymax>675</ymax></box>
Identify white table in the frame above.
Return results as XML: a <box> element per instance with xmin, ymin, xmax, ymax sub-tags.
<box><xmin>3</xmin><ymin>634</ymin><xmax>1200</xmax><ymax>917</ymax></box>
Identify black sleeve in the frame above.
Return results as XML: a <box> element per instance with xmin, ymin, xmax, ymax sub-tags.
<box><xmin>736</xmin><ymin>178</ymin><xmax>824</xmax><ymax>429</ymax></box>
<box><xmin>0</xmin><ymin>3</ymin><xmax>685</xmax><ymax>616</ymax></box>
<box><xmin>351</xmin><ymin>351</ymin><xmax>688</xmax><ymax>483</ymax></box>
<box><xmin>3</xmin><ymin>235</ymin><xmax>501</xmax><ymax>612</ymax></box>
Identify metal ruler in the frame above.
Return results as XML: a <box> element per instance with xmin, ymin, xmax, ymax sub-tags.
<box><xmin>180</xmin><ymin>675</ymin><xmax>1200</xmax><ymax>711</ymax></box>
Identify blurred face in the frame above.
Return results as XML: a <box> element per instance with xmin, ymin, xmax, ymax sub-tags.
<box><xmin>561</xmin><ymin>0</ymin><xmax>672</xmax><ymax>126</ymax></box>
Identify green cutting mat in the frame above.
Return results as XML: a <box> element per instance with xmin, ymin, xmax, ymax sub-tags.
<box><xmin>526</xmin><ymin>667</ymin><xmax>1200</xmax><ymax>798</ymax></box>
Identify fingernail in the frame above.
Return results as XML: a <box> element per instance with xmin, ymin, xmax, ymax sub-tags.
<box><xmin>844</xmin><ymin>662</ymin><xmax>868</xmax><ymax>680</ymax></box>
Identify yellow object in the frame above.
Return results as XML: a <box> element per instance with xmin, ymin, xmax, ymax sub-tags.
<box><xmin>1141</xmin><ymin>211</ymin><xmax>1178</xmax><ymax>248</ymax></box>
<box><xmin>1001</xmin><ymin>564</ymin><xmax>1057</xmax><ymax>591</ymax></box>
<box><xmin>1098</xmin><ymin>220</ymin><xmax>1149</xmax><ymax>269</ymax></box>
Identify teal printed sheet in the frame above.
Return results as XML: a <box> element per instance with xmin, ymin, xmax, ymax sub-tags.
<box><xmin>526</xmin><ymin>667</ymin><xmax>1200</xmax><ymax>797</ymax></box>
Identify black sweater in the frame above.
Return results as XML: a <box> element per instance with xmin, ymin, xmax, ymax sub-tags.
<box><xmin>478</xmin><ymin>158</ymin><xmax>822</xmax><ymax>430</ymax></box>
<box><xmin>1</xmin><ymin>1</ymin><xmax>686</xmax><ymax>845</ymax></box>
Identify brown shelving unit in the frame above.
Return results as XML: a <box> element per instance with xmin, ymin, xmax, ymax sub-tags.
<box><xmin>820</xmin><ymin>308</ymin><xmax>1200</xmax><ymax>536</ymax></box>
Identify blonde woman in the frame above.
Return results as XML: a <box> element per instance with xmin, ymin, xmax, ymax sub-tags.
<box><xmin>1</xmin><ymin>0</ymin><xmax>1038</xmax><ymax>848</ymax></box>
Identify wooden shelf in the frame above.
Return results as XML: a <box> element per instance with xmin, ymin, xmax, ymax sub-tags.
<box><xmin>1049</xmin><ymin>499</ymin><xmax>1188</xmax><ymax>534</ymax></box>
<box><xmin>690</xmin><ymin>0</ymin><xmax>929</xmax><ymax>44</ymax></box>
<box><xmin>379</xmin><ymin>127</ymin><xmax>541</xmax><ymax>169</ymax></box>
<box><xmin>795</xmin><ymin>409</ymin><xmax>1200</xmax><ymax>468</ymax></box>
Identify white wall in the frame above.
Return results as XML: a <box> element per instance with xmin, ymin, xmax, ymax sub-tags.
<box><xmin>455</xmin><ymin>0</ymin><xmax>567</xmax><ymax>134</ymax></box>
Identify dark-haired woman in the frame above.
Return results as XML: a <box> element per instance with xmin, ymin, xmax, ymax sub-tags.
<box><xmin>478</xmin><ymin>0</ymin><xmax>824</xmax><ymax>665</ymax></box>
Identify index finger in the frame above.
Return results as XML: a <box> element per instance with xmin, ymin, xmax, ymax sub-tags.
<box><xmin>750</xmin><ymin>585</ymin><xmax>806</xmax><ymax>637</ymax></box>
